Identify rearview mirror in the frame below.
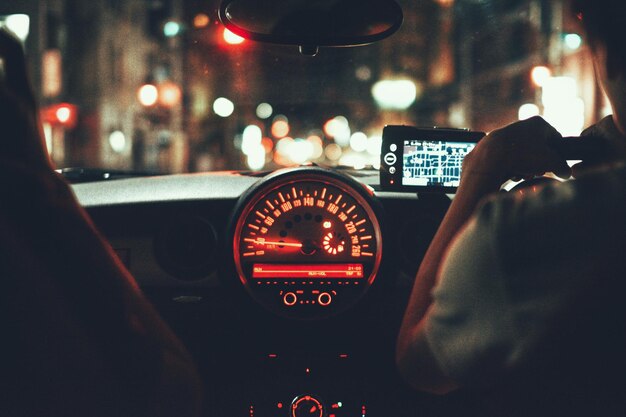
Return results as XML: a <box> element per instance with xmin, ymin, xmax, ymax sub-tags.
<box><xmin>218</xmin><ymin>0</ymin><xmax>403</xmax><ymax>55</ymax></box>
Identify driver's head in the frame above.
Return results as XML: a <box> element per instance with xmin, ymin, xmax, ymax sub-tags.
<box><xmin>570</xmin><ymin>1</ymin><xmax>624</xmax><ymax>55</ymax></box>
<box><xmin>570</xmin><ymin>0</ymin><xmax>626</xmax><ymax>133</ymax></box>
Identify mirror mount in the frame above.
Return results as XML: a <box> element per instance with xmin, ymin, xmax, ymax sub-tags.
<box><xmin>298</xmin><ymin>45</ymin><xmax>319</xmax><ymax>56</ymax></box>
<box><xmin>218</xmin><ymin>0</ymin><xmax>403</xmax><ymax>55</ymax></box>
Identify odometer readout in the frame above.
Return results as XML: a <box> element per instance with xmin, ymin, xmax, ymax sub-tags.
<box><xmin>232</xmin><ymin>170</ymin><xmax>382</xmax><ymax>319</ymax></box>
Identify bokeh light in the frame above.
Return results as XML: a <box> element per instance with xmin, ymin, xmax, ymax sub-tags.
<box><xmin>271</xmin><ymin>116</ymin><xmax>290</xmax><ymax>138</ymax></box>
<box><xmin>531</xmin><ymin>66</ymin><xmax>552</xmax><ymax>87</ymax></box>
<box><xmin>108</xmin><ymin>130</ymin><xmax>126</xmax><ymax>153</ymax></box>
<box><xmin>2</xmin><ymin>14</ymin><xmax>30</xmax><ymax>41</ymax></box>
<box><xmin>371</xmin><ymin>79</ymin><xmax>418</xmax><ymax>109</ymax></box>
<box><xmin>324</xmin><ymin>116</ymin><xmax>350</xmax><ymax>146</ymax></box>
<box><xmin>223</xmin><ymin>28</ymin><xmax>245</xmax><ymax>45</ymax></box>
<box><xmin>158</xmin><ymin>81</ymin><xmax>182</xmax><ymax>107</ymax></box>
<box><xmin>518</xmin><ymin>103</ymin><xmax>540</xmax><ymax>120</ymax></box>
<box><xmin>256</xmin><ymin>103</ymin><xmax>273</xmax><ymax>119</ymax></box>
<box><xmin>349</xmin><ymin>132</ymin><xmax>368</xmax><ymax>152</ymax></box>
<box><xmin>564</xmin><ymin>33</ymin><xmax>582</xmax><ymax>50</ymax></box>
<box><xmin>324</xmin><ymin>143</ymin><xmax>343</xmax><ymax>161</ymax></box>
<box><xmin>163</xmin><ymin>21</ymin><xmax>182</xmax><ymax>37</ymax></box>
<box><xmin>241</xmin><ymin>124</ymin><xmax>263</xmax><ymax>155</ymax></box>
<box><xmin>193</xmin><ymin>13</ymin><xmax>210</xmax><ymax>28</ymax></box>
<box><xmin>213</xmin><ymin>97</ymin><xmax>234</xmax><ymax>117</ymax></box>
<box><xmin>55</xmin><ymin>106</ymin><xmax>72</xmax><ymax>124</ymax></box>
<box><xmin>137</xmin><ymin>84</ymin><xmax>158</xmax><ymax>106</ymax></box>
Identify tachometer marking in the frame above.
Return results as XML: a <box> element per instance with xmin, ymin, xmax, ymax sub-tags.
<box><xmin>338</xmin><ymin>212</ymin><xmax>348</xmax><ymax>222</ymax></box>
<box><xmin>335</xmin><ymin>194</ymin><xmax>342</xmax><ymax>204</ymax></box>
<box><xmin>292</xmin><ymin>187</ymin><xmax>298</xmax><ymax>198</ymax></box>
<box><xmin>304</xmin><ymin>197</ymin><xmax>314</xmax><ymax>206</ymax></box>
<box><xmin>278</xmin><ymin>192</ymin><xmax>286</xmax><ymax>203</ymax></box>
<box><xmin>255</xmin><ymin>211</ymin><xmax>266</xmax><ymax>219</ymax></box>
<box><xmin>281</xmin><ymin>201</ymin><xmax>293</xmax><ymax>212</ymax></box>
<box><xmin>361</xmin><ymin>252</ymin><xmax>374</xmax><ymax>257</ymax></box>
<box><xmin>243</xmin><ymin>252</ymin><xmax>256</xmax><ymax>257</ymax></box>
<box><xmin>248</xmin><ymin>224</ymin><xmax>260</xmax><ymax>230</ymax></box>
<box><xmin>316</xmin><ymin>200</ymin><xmax>325</xmax><ymax>208</ymax></box>
<box><xmin>361</xmin><ymin>235</ymin><xmax>372</xmax><ymax>241</ymax></box>
<box><xmin>266</xmin><ymin>200</ymin><xmax>275</xmax><ymax>210</ymax></box>
<box><xmin>327</xmin><ymin>203</ymin><xmax>339</xmax><ymax>214</ymax></box>
<box><xmin>293</xmin><ymin>199</ymin><xmax>302</xmax><ymax>207</ymax></box>
<box><xmin>355</xmin><ymin>219</ymin><xmax>366</xmax><ymax>226</ymax></box>
<box><xmin>321</xmin><ymin>187</ymin><xmax>327</xmax><ymax>199</ymax></box>
<box><xmin>346</xmin><ymin>205</ymin><xmax>356</xmax><ymax>214</ymax></box>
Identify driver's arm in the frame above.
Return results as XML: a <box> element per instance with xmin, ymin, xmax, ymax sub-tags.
<box><xmin>396</xmin><ymin>116</ymin><xmax>570</xmax><ymax>393</ymax></box>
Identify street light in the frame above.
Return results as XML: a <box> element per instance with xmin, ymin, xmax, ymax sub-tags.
<box><xmin>138</xmin><ymin>84</ymin><xmax>158</xmax><ymax>106</ymax></box>
<box><xmin>371</xmin><ymin>79</ymin><xmax>418</xmax><ymax>110</ymax></box>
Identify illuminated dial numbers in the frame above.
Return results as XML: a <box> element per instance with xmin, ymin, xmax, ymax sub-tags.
<box><xmin>238</xmin><ymin>181</ymin><xmax>378</xmax><ymax>263</ymax></box>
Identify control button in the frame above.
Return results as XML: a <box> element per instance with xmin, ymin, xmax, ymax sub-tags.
<box><xmin>390</xmin><ymin>144</ymin><xmax>397</xmax><ymax>151</ymax></box>
<box><xmin>283</xmin><ymin>292</ymin><xmax>297</xmax><ymax>306</ymax></box>
<box><xmin>389</xmin><ymin>166</ymin><xmax>396</xmax><ymax>174</ymax></box>
<box><xmin>383</xmin><ymin>152</ymin><xmax>397</xmax><ymax>165</ymax></box>
<box><xmin>317</xmin><ymin>292</ymin><xmax>332</xmax><ymax>306</ymax></box>
<box><xmin>291</xmin><ymin>395</ymin><xmax>324</xmax><ymax>417</ymax></box>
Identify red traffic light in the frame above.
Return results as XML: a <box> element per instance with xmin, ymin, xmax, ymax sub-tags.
<box><xmin>42</xmin><ymin>103</ymin><xmax>78</xmax><ymax>128</ymax></box>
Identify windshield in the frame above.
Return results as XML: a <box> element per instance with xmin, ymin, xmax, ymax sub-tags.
<box><xmin>1</xmin><ymin>0</ymin><xmax>603</xmax><ymax>174</ymax></box>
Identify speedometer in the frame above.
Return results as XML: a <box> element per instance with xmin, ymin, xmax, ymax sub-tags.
<box><xmin>231</xmin><ymin>167</ymin><xmax>383</xmax><ymax>319</ymax></box>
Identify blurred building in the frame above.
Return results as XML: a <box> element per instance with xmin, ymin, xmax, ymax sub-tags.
<box><xmin>2</xmin><ymin>0</ymin><xmax>187</xmax><ymax>172</ymax></box>
<box><xmin>453</xmin><ymin>0</ymin><xmax>603</xmax><ymax>134</ymax></box>
<box><xmin>0</xmin><ymin>0</ymin><xmax>608</xmax><ymax>172</ymax></box>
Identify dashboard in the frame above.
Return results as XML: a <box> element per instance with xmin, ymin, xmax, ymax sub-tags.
<box><xmin>73</xmin><ymin>167</ymin><xmax>480</xmax><ymax>417</ymax></box>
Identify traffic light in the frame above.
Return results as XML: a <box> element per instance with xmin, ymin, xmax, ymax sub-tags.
<box><xmin>41</xmin><ymin>103</ymin><xmax>78</xmax><ymax>128</ymax></box>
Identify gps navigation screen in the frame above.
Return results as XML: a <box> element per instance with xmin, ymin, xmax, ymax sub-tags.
<box><xmin>402</xmin><ymin>139</ymin><xmax>476</xmax><ymax>187</ymax></box>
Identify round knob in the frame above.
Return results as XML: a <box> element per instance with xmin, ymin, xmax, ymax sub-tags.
<box><xmin>317</xmin><ymin>292</ymin><xmax>332</xmax><ymax>306</ymax></box>
<box><xmin>291</xmin><ymin>395</ymin><xmax>323</xmax><ymax>417</ymax></box>
<box><xmin>283</xmin><ymin>292</ymin><xmax>297</xmax><ymax>306</ymax></box>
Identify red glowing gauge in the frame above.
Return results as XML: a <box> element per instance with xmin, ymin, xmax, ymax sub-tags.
<box><xmin>230</xmin><ymin>167</ymin><xmax>383</xmax><ymax>319</ymax></box>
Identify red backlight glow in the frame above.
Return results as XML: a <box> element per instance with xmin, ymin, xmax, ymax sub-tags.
<box><xmin>252</xmin><ymin>263</ymin><xmax>363</xmax><ymax>279</ymax></box>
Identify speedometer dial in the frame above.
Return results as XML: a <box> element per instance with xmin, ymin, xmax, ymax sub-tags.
<box><xmin>231</xmin><ymin>167</ymin><xmax>383</xmax><ymax>319</ymax></box>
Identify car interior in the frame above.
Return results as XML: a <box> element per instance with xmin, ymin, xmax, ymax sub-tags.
<box><xmin>1</xmin><ymin>0</ymin><xmax>613</xmax><ymax>415</ymax></box>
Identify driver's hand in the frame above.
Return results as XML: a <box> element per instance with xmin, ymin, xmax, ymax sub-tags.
<box><xmin>0</xmin><ymin>29</ymin><xmax>52</xmax><ymax>171</ymax></box>
<box><xmin>570</xmin><ymin>117</ymin><xmax>626</xmax><ymax>178</ymax></box>
<box><xmin>460</xmin><ymin>116</ymin><xmax>571</xmax><ymax>191</ymax></box>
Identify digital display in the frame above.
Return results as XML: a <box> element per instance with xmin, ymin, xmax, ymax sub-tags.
<box><xmin>252</xmin><ymin>263</ymin><xmax>364</xmax><ymax>279</ymax></box>
<box><xmin>402</xmin><ymin>139</ymin><xmax>476</xmax><ymax>187</ymax></box>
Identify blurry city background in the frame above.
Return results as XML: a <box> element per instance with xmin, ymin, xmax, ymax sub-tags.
<box><xmin>0</xmin><ymin>0</ymin><xmax>608</xmax><ymax>173</ymax></box>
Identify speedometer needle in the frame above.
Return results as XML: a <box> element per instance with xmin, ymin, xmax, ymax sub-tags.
<box><xmin>244</xmin><ymin>238</ymin><xmax>303</xmax><ymax>248</ymax></box>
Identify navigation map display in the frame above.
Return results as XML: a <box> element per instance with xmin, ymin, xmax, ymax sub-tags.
<box><xmin>380</xmin><ymin>126</ymin><xmax>485</xmax><ymax>192</ymax></box>
<box><xmin>402</xmin><ymin>140</ymin><xmax>476</xmax><ymax>187</ymax></box>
